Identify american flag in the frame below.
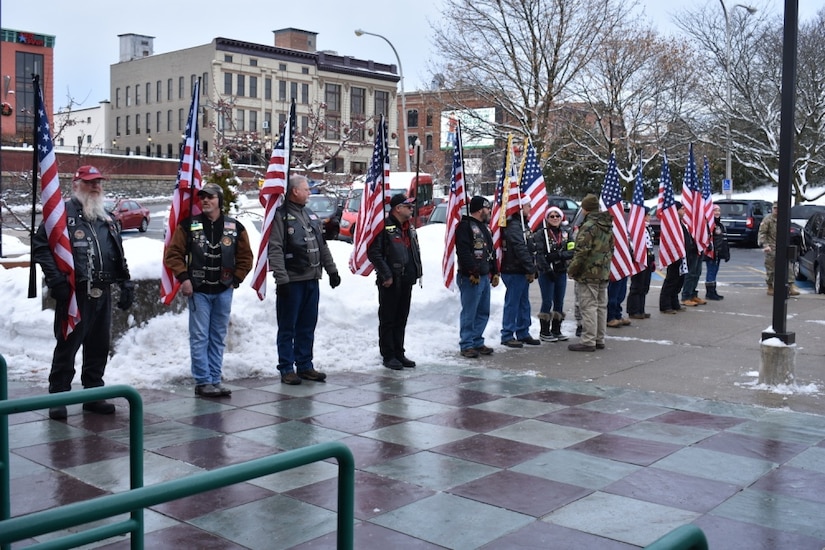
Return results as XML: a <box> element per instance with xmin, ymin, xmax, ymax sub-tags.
<box><xmin>442</xmin><ymin>121</ymin><xmax>466</xmax><ymax>290</ymax></box>
<box><xmin>35</xmin><ymin>81</ymin><xmax>80</xmax><ymax>338</ymax></box>
<box><xmin>627</xmin><ymin>156</ymin><xmax>648</xmax><ymax>269</ymax></box>
<box><xmin>251</xmin><ymin>100</ymin><xmax>295</xmax><ymax>299</ymax></box>
<box><xmin>489</xmin><ymin>148</ymin><xmax>509</xmax><ymax>270</ymax></box>
<box><xmin>349</xmin><ymin>116</ymin><xmax>389</xmax><ymax>276</ymax></box>
<box><xmin>504</xmin><ymin>136</ymin><xmax>521</xmax><ymax>219</ymax></box>
<box><xmin>681</xmin><ymin>143</ymin><xmax>700</xmax><ymax>239</ymax></box>
<box><xmin>601</xmin><ymin>152</ymin><xmax>635</xmax><ymax>281</ymax></box>
<box><xmin>697</xmin><ymin>155</ymin><xmax>714</xmax><ymax>253</ymax></box>
<box><xmin>520</xmin><ymin>140</ymin><xmax>548</xmax><ymax>232</ymax></box>
<box><xmin>161</xmin><ymin>79</ymin><xmax>203</xmax><ymax>305</ymax></box>
<box><xmin>657</xmin><ymin>151</ymin><xmax>687</xmax><ymax>268</ymax></box>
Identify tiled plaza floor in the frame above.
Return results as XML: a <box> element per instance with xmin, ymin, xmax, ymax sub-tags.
<box><xmin>5</xmin><ymin>363</ymin><xmax>825</xmax><ymax>549</ymax></box>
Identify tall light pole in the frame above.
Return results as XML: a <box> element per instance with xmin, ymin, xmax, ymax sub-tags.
<box><xmin>720</xmin><ymin>1</ymin><xmax>757</xmax><ymax>198</ymax></box>
<box><xmin>354</xmin><ymin>29</ymin><xmax>408</xmax><ymax>171</ymax></box>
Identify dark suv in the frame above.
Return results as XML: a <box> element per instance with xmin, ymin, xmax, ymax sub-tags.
<box><xmin>796</xmin><ymin>210</ymin><xmax>825</xmax><ymax>293</ymax></box>
<box><xmin>715</xmin><ymin>199</ymin><xmax>772</xmax><ymax>247</ymax></box>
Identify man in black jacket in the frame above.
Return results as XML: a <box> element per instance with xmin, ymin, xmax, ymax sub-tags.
<box><xmin>367</xmin><ymin>193</ymin><xmax>423</xmax><ymax>370</ymax></box>
<box><xmin>500</xmin><ymin>198</ymin><xmax>540</xmax><ymax>347</ymax></box>
<box><xmin>456</xmin><ymin>196</ymin><xmax>499</xmax><ymax>358</ymax></box>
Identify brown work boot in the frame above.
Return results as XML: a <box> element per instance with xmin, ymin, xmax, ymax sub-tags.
<box><xmin>691</xmin><ymin>294</ymin><xmax>707</xmax><ymax>305</ymax></box>
<box><xmin>789</xmin><ymin>284</ymin><xmax>800</xmax><ymax>296</ymax></box>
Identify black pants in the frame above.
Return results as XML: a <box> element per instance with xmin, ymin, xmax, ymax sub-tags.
<box><xmin>627</xmin><ymin>263</ymin><xmax>654</xmax><ymax>315</ymax></box>
<box><xmin>377</xmin><ymin>281</ymin><xmax>413</xmax><ymax>361</ymax></box>
<box><xmin>49</xmin><ymin>285</ymin><xmax>112</xmax><ymax>393</ymax></box>
<box><xmin>659</xmin><ymin>261</ymin><xmax>684</xmax><ymax>312</ymax></box>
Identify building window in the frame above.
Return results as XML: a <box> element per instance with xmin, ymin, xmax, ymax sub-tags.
<box><xmin>156</xmin><ymin>80</ymin><xmax>162</xmax><ymax>102</ymax></box>
<box><xmin>237</xmin><ymin>75</ymin><xmax>245</xmax><ymax>97</ymax></box>
<box><xmin>278</xmin><ymin>80</ymin><xmax>286</xmax><ymax>101</ymax></box>
<box><xmin>278</xmin><ymin>113</ymin><xmax>286</xmax><ymax>131</ymax></box>
<box><xmin>145</xmin><ymin>82</ymin><xmax>151</xmax><ymax>105</ymax></box>
<box><xmin>202</xmin><ymin>73</ymin><xmax>208</xmax><ymax>95</ymax></box>
<box><xmin>145</xmin><ymin>112</ymin><xmax>151</xmax><ymax>133</ymax></box>
<box><xmin>301</xmin><ymin>67</ymin><xmax>309</xmax><ymax>74</ymax></box>
<box><xmin>324</xmin><ymin>83</ymin><xmax>341</xmax><ymax>140</ymax></box>
<box><xmin>425</xmin><ymin>135</ymin><xmax>433</xmax><ymax>150</ymax></box>
<box><xmin>167</xmin><ymin>110</ymin><xmax>172</xmax><ymax>132</ymax></box>
<box><xmin>426</xmin><ymin>110</ymin><xmax>433</xmax><ymax>126</ymax></box>
<box><xmin>156</xmin><ymin>111</ymin><xmax>161</xmax><ymax>134</ymax></box>
<box><xmin>235</xmin><ymin>109</ymin><xmax>244</xmax><ymax>131</ymax></box>
<box><xmin>116</xmin><ymin>117</ymin><xmax>121</xmax><ymax>136</ymax></box>
<box><xmin>224</xmin><ymin>73</ymin><xmax>232</xmax><ymax>95</ymax></box>
<box><xmin>351</xmin><ymin>161</ymin><xmax>366</xmax><ymax>175</ymax></box>
<box><xmin>167</xmin><ymin>143</ymin><xmax>173</xmax><ymax>158</ymax></box>
<box><xmin>250</xmin><ymin>58</ymin><xmax>257</xmax><ymax>66</ymax></box>
<box><xmin>224</xmin><ymin>54</ymin><xmax>233</xmax><ymax>63</ymax></box>
<box><xmin>264</xmin><ymin>111</ymin><xmax>272</xmax><ymax>134</ymax></box>
<box><xmin>136</xmin><ymin>83</ymin><xmax>141</xmax><ymax>106</ymax></box>
<box><xmin>301</xmin><ymin>83</ymin><xmax>309</xmax><ymax>104</ymax></box>
<box><xmin>301</xmin><ymin>115</ymin><xmax>308</xmax><ymax>135</ymax></box>
<box><xmin>279</xmin><ymin>63</ymin><xmax>287</xmax><ymax>71</ymax></box>
<box><xmin>126</xmin><ymin>115</ymin><xmax>131</xmax><ymax>135</ymax></box>
<box><xmin>249</xmin><ymin>110</ymin><xmax>257</xmax><ymax>133</ymax></box>
<box><xmin>179</xmin><ymin>76</ymin><xmax>185</xmax><ymax>99</ymax></box>
<box><xmin>14</xmin><ymin>51</ymin><xmax>44</xmax><ymax>139</ymax></box>
<box><xmin>374</xmin><ymin>90</ymin><xmax>389</xmax><ymax>118</ymax></box>
<box><xmin>265</xmin><ymin>78</ymin><xmax>272</xmax><ymax>100</ymax></box>
<box><xmin>350</xmin><ymin>86</ymin><xmax>366</xmax><ymax>141</ymax></box>
<box><xmin>115</xmin><ymin>88</ymin><xmax>120</xmax><ymax>108</ymax></box>
<box><xmin>202</xmin><ymin>108</ymin><xmax>208</xmax><ymax>127</ymax></box>
<box><xmin>191</xmin><ymin>74</ymin><xmax>197</xmax><ymax>93</ymax></box>
<box><xmin>135</xmin><ymin>113</ymin><xmax>140</xmax><ymax>134</ymax></box>
<box><xmin>167</xmin><ymin>78</ymin><xmax>173</xmax><ymax>101</ymax></box>
<box><xmin>249</xmin><ymin>76</ymin><xmax>258</xmax><ymax>98</ymax></box>
<box><xmin>290</xmin><ymin>82</ymin><xmax>297</xmax><ymax>101</ymax></box>
<box><xmin>126</xmin><ymin>86</ymin><xmax>131</xmax><ymax>107</ymax></box>
<box><xmin>407</xmin><ymin>109</ymin><xmax>419</xmax><ymax>128</ymax></box>
<box><xmin>178</xmin><ymin>108</ymin><xmax>184</xmax><ymax>131</ymax></box>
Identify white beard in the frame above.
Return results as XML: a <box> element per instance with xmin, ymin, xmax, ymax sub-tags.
<box><xmin>75</xmin><ymin>189</ymin><xmax>109</xmax><ymax>222</ymax></box>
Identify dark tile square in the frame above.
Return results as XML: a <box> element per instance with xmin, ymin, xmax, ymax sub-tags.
<box><xmin>310</xmin><ymin>388</ymin><xmax>393</xmax><ymax>408</ymax></box>
<box><xmin>450</xmin><ymin>470</ymin><xmax>591</xmax><ymax>517</ymax></box>
<box><xmin>285</xmin><ymin>470</ymin><xmax>434</xmax><ymax>520</ymax></box>
<box><xmin>480</xmin><ymin>521</ymin><xmax>638</xmax><ymax>549</ymax></box>
<box><xmin>303</xmin><ymin>408</ymin><xmax>405</xmax><ymax>434</ymax></box>
<box><xmin>97</xmin><ymin>523</ymin><xmax>250</xmax><ymax>549</ymax></box>
<box><xmin>695</xmin><ymin>515</ymin><xmax>825</xmax><ymax>550</ymax></box>
<box><xmin>419</xmin><ymin>407</ymin><xmax>521</xmax><ymax>433</ymax></box>
<box><xmin>517</xmin><ymin>389</ymin><xmax>602</xmax><ymax>406</ymax></box>
<box><xmin>293</xmin><ymin>522</ymin><xmax>445</xmax><ymax>549</ymax></box>
<box><xmin>431</xmin><ymin>434</ymin><xmax>548</xmax><ymax>468</ymax></box>
<box><xmin>411</xmin><ymin>387</ymin><xmax>498</xmax><ymax>407</ymax></box>
<box><xmin>178</xmin><ymin>408</ymin><xmax>285</xmax><ymax>433</ymax></box>
<box><xmin>216</xmin><ymin>388</ymin><xmax>286</xmax><ymax>407</ymax></box>
<box><xmin>568</xmin><ymin>433</ymin><xmax>681</xmax><ymax>466</ymax></box>
<box><xmin>332</xmin><ymin>435</ymin><xmax>418</xmax><ymax>469</ymax></box>
<box><xmin>64</xmin><ymin>407</ymin><xmax>167</xmax><ymax>431</ymax></box>
<box><xmin>536</xmin><ymin>407</ymin><xmax>637</xmax><ymax>432</ymax></box>
<box><xmin>155</xmin><ymin>435</ymin><xmax>280</xmax><ymax>469</ymax></box>
<box><xmin>695</xmin><ymin>431</ymin><xmax>807</xmax><ymax>464</ymax></box>
<box><xmin>604</xmin><ymin>467</ymin><xmax>740</xmax><ymax>513</ymax></box>
<box><xmin>752</xmin><ymin>466</ymin><xmax>825</xmax><ymax>504</ymax></box>
<box><xmin>13</xmin><ymin>435</ymin><xmax>130</xmax><ymax>469</ymax></box>
<box><xmin>228</xmin><ymin>376</ymin><xmax>281</xmax><ymax>388</ymax></box>
<box><xmin>11</xmin><ymin>470</ymin><xmax>108</xmax><ymax>516</ymax></box>
<box><xmin>650</xmin><ymin>410</ymin><xmax>747</xmax><ymax>430</ymax></box>
<box><xmin>149</xmin><ymin>483</ymin><xmax>275</xmax><ymax>521</ymax></box>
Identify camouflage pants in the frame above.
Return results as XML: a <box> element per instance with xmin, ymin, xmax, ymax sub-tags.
<box><xmin>763</xmin><ymin>250</ymin><xmax>794</xmax><ymax>286</ymax></box>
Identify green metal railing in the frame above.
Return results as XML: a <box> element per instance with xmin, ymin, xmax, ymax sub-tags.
<box><xmin>644</xmin><ymin>524</ymin><xmax>708</xmax><ymax>550</ymax></box>
<box><xmin>0</xmin><ymin>354</ymin><xmax>355</xmax><ymax>549</ymax></box>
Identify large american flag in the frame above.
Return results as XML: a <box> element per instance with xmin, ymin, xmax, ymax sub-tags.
<box><xmin>35</xmin><ymin>81</ymin><xmax>80</xmax><ymax>338</ymax></box>
<box><xmin>627</xmin><ymin>156</ymin><xmax>648</xmax><ymax>269</ymax></box>
<box><xmin>681</xmin><ymin>143</ymin><xmax>700</xmax><ymax>239</ymax></box>
<box><xmin>697</xmin><ymin>155</ymin><xmax>714</xmax><ymax>253</ymax></box>
<box><xmin>442</xmin><ymin>121</ymin><xmax>466</xmax><ymax>290</ymax></box>
<box><xmin>489</xmin><ymin>147</ymin><xmax>509</xmax><ymax>270</ymax></box>
<box><xmin>161</xmin><ymin>79</ymin><xmax>203</xmax><ymax>305</ymax></box>
<box><xmin>349</xmin><ymin>116</ymin><xmax>389</xmax><ymax>276</ymax></box>
<box><xmin>601</xmin><ymin>152</ymin><xmax>635</xmax><ymax>281</ymax></box>
<box><xmin>251</xmin><ymin>100</ymin><xmax>295</xmax><ymax>299</ymax></box>
<box><xmin>657</xmin><ymin>151</ymin><xmax>686</xmax><ymax>267</ymax></box>
<box><xmin>520</xmin><ymin>140</ymin><xmax>548</xmax><ymax>232</ymax></box>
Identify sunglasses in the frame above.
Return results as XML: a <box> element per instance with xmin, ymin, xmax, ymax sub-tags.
<box><xmin>548</xmin><ymin>214</ymin><xmax>561</xmax><ymax>219</ymax></box>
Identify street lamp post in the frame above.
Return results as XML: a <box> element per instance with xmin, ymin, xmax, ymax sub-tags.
<box><xmin>354</xmin><ymin>29</ymin><xmax>408</xmax><ymax>171</ymax></box>
<box><xmin>720</xmin><ymin>1</ymin><xmax>757</xmax><ymax>198</ymax></box>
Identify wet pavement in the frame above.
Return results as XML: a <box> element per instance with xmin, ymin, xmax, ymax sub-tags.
<box><xmin>4</xmin><ymin>280</ymin><xmax>825</xmax><ymax>549</ymax></box>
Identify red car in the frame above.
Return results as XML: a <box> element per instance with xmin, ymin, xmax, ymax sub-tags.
<box><xmin>104</xmin><ymin>198</ymin><xmax>150</xmax><ymax>232</ymax></box>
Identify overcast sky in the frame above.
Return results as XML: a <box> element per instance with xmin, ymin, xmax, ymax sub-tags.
<box><xmin>2</xmin><ymin>0</ymin><xmax>822</xmax><ymax>111</ymax></box>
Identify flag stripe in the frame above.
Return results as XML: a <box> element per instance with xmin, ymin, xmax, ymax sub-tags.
<box><xmin>601</xmin><ymin>152</ymin><xmax>636</xmax><ymax>281</ymax></box>
<box><xmin>657</xmin><ymin>152</ymin><xmax>686</xmax><ymax>267</ymax></box>
<box><xmin>521</xmin><ymin>140</ymin><xmax>548</xmax><ymax>232</ymax></box>
<box><xmin>442</xmin><ymin>122</ymin><xmax>466</xmax><ymax>290</ymax></box>
<box><xmin>627</xmin><ymin>156</ymin><xmax>647</xmax><ymax>269</ymax></box>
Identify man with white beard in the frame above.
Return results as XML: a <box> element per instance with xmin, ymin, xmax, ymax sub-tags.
<box><xmin>33</xmin><ymin>165</ymin><xmax>134</xmax><ymax>420</ymax></box>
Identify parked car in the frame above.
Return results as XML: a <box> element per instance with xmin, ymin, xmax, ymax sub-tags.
<box><xmin>796</xmin><ymin>210</ymin><xmax>825</xmax><ymax>293</ymax></box>
<box><xmin>547</xmin><ymin>196</ymin><xmax>580</xmax><ymax>223</ymax></box>
<box><xmin>714</xmin><ymin>199</ymin><xmax>772</xmax><ymax>247</ymax></box>
<box><xmin>427</xmin><ymin>202</ymin><xmax>447</xmax><ymax>224</ymax></box>
<box><xmin>104</xmin><ymin>198</ymin><xmax>150</xmax><ymax>232</ymax></box>
<box><xmin>306</xmin><ymin>193</ymin><xmax>340</xmax><ymax>240</ymax></box>
<box><xmin>790</xmin><ymin>204</ymin><xmax>825</xmax><ymax>228</ymax></box>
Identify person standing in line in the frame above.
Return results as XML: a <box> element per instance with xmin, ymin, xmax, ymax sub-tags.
<box><xmin>567</xmin><ymin>194</ymin><xmax>613</xmax><ymax>352</ymax></box>
<box><xmin>758</xmin><ymin>201</ymin><xmax>800</xmax><ymax>297</ymax></box>
<box><xmin>368</xmin><ymin>193</ymin><xmax>423</xmax><ymax>370</ymax></box>
<box><xmin>627</xmin><ymin>207</ymin><xmax>656</xmax><ymax>319</ymax></box>
<box><xmin>680</xmin><ymin>210</ymin><xmax>706</xmax><ymax>307</ymax></box>
<box><xmin>455</xmin><ymin>196</ymin><xmax>499</xmax><ymax>358</ymax></box>
<box><xmin>659</xmin><ymin>202</ymin><xmax>688</xmax><ymax>314</ymax></box>
<box><xmin>165</xmin><ymin>183</ymin><xmax>253</xmax><ymax>396</ymax></box>
<box><xmin>536</xmin><ymin>206</ymin><xmax>573</xmax><ymax>342</ymax></box>
<box><xmin>268</xmin><ymin>175</ymin><xmax>341</xmax><ymax>385</ymax></box>
<box><xmin>34</xmin><ymin>165</ymin><xmax>134</xmax><ymax>419</ymax></box>
<box><xmin>703</xmin><ymin>205</ymin><xmax>730</xmax><ymax>300</ymax></box>
<box><xmin>606</xmin><ymin>275</ymin><xmax>631</xmax><ymax>328</ymax></box>
<box><xmin>500</xmin><ymin>198</ymin><xmax>541</xmax><ymax>347</ymax></box>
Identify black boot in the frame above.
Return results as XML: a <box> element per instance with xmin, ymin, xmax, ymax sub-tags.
<box><xmin>705</xmin><ymin>282</ymin><xmax>724</xmax><ymax>300</ymax></box>
<box><xmin>551</xmin><ymin>312</ymin><xmax>568</xmax><ymax>341</ymax></box>
<box><xmin>539</xmin><ymin>313</ymin><xmax>555</xmax><ymax>342</ymax></box>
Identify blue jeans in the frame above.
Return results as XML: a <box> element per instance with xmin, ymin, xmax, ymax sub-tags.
<box><xmin>458</xmin><ymin>273</ymin><xmax>491</xmax><ymax>351</ymax></box>
<box><xmin>189</xmin><ymin>289</ymin><xmax>234</xmax><ymax>385</ymax></box>
<box><xmin>705</xmin><ymin>258</ymin><xmax>720</xmax><ymax>283</ymax></box>
<box><xmin>607</xmin><ymin>277</ymin><xmax>628</xmax><ymax>322</ymax></box>
<box><xmin>538</xmin><ymin>271</ymin><xmax>567</xmax><ymax>315</ymax></box>
<box><xmin>682</xmin><ymin>253</ymin><xmax>703</xmax><ymax>299</ymax></box>
<box><xmin>276</xmin><ymin>279</ymin><xmax>320</xmax><ymax>374</ymax></box>
<box><xmin>501</xmin><ymin>273</ymin><xmax>532</xmax><ymax>342</ymax></box>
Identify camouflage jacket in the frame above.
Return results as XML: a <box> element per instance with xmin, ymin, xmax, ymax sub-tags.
<box><xmin>567</xmin><ymin>211</ymin><xmax>614</xmax><ymax>282</ymax></box>
<box><xmin>757</xmin><ymin>212</ymin><xmax>776</xmax><ymax>248</ymax></box>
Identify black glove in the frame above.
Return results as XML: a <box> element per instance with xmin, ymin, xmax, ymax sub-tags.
<box><xmin>276</xmin><ymin>283</ymin><xmax>290</xmax><ymax>298</ymax></box>
<box><xmin>560</xmin><ymin>250</ymin><xmax>575</xmax><ymax>261</ymax></box>
<box><xmin>117</xmin><ymin>281</ymin><xmax>135</xmax><ymax>310</ymax></box>
<box><xmin>329</xmin><ymin>273</ymin><xmax>341</xmax><ymax>289</ymax></box>
<box><xmin>50</xmin><ymin>282</ymin><xmax>71</xmax><ymax>302</ymax></box>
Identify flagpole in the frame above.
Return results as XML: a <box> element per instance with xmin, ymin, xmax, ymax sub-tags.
<box><xmin>515</xmin><ymin>139</ymin><xmax>527</xmax><ymax>233</ymax></box>
<box><xmin>286</xmin><ymin>99</ymin><xmax>295</xmax><ymax>182</ymax></box>
<box><xmin>456</xmin><ymin>122</ymin><xmax>469</xmax><ymax>217</ymax></box>
<box><xmin>379</xmin><ymin>116</ymin><xmax>387</xmax><ymax>211</ymax></box>
<box><xmin>28</xmin><ymin>75</ymin><xmax>41</xmax><ymax>299</ymax></box>
<box><xmin>186</xmin><ymin>78</ymin><xmax>201</xmax><ymax>267</ymax></box>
